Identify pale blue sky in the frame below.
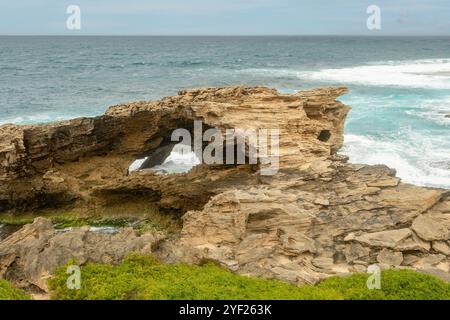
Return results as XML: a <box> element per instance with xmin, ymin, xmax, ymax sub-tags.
<box><xmin>1</xmin><ymin>0</ymin><xmax>449</xmax><ymax>35</ymax></box>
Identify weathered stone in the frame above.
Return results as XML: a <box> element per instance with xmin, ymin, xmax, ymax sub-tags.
<box><xmin>344</xmin><ymin>243</ymin><xmax>370</xmax><ymax>263</ymax></box>
<box><xmin>367</xmin><ymin>177</ymin><xmax>400</xmax><ymax>188</ymax></box>
<box><xmin>402</xmin><ymin>254</ymin><xmax>421</xmax><ymax>266</ymax></box>
<box><xmin>412</xmin><ymin>215</ymin><xmax>449</xmax><ymax>241</ymax></box>
<box><xmin>346</xmin><ymin>229</ymin><xmax>412</xmax><ymax>249</ymax></box>
<box><xmin>433</xmin><ymin>241</ymin><xmax>450</xmax><ymax>255</ymax></box>
<box><xmin>414</xmin><ymin>254</ymin><xmax>446</xmax><ymax>268</ymax></box>
<box><xmin>352</xmin><ymin>264</ymin><xmax>368</xmax><ymax>273</ymax></box>
<box><xmin>396</xmin><ymin>233</ymin><xmax>431</xmax><ymax>252</ymax></box>
<box><xmin>377</xmin><ymin>249</ymin><xmax>403</xmax><ymax>266</ymax></box>
<box><xmin>0</xmin><ymin>218</ymin><xmax>164</xmax><ymax>292</ymax></box>
<box><xmin>314</xmin><ymin>198</ymin><xmax>330</xmax><ymax>206</ymax></box>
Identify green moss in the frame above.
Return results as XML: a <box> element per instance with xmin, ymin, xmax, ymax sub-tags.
<box><xmin>0</xmin><ymin>201</ymin><xmax>181</xmax><ymax>237</ymax></box>
<box><xmin>0</xmin><ymin>214</ymin><xmax>134</xmax><ymax>229</ymax></box>
<box><xmin>52</xmin><ymin>217</ymin><xmax>133</xmax><ymax>229</ymax></box>
<box><xmin>0</xmin><ymin>279</ymin><xmax>31</xmax><ymax>300</ymax></box>
<box><xmin>48</xmin><ymin>255</ymin><xmax>450</xmax><ymax>300</ymax></box>
<box><xmin>0</xmin><ymin>216</ymin><xmax>34</xmax><ymax>226</ymax></box>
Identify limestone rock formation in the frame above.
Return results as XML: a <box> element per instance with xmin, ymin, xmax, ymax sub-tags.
<box><xmin>0</xmin><ymin>86</ymin><xmax>449</xmax><ymax>289</ymax></box>
<box><xmin>168</xmin><ymin>167</ymin><xmax>450</xmax><ymax>284</ymax></box>
<box><xmin>0</xmin><ymin>86</ymin><xmax>348</xmax><ymax>213</ymax></box>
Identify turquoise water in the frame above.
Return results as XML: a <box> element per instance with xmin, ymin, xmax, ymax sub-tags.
<box><xmin>1</xmin><ymin>36</ymin><xmax>449</xmax><ymax>188</ymax></box>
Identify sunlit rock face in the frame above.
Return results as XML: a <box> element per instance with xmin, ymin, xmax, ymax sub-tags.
<box><xmin>0</xmin><ymin>86</ymin><xmax>448</xmax><ymax>288</ymax></box>
<box><xmin>0</xmin><ymin>86</ymin><xmax>349</xmax><ymax>212</ymax></box>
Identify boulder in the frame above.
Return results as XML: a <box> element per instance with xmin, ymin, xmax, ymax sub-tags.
<box><xmin>433</xmin><ymin>241</ymin><xmax>450</xmax><ymax>255</ymax></box>
<box><xmin>344</xmin><ymin>243</ymin><xmax>370</xmax><ymax>263</ymax></box>
<box><xmin>345</xmin><ymin>229</ymin><xmax>412</xmax><ymax>249</ymax></box>
<box><xmin>412</xmin><ymin>215</ymin><xmax>449</xmax><ymax>241</ymax></box>
<box><xmin>377</xmin><ymin>249</ymin><xmax>403</xmax><ymax>266</ymax></box>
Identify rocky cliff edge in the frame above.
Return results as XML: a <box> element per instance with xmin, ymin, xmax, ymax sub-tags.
<box><xmin>0</xmin><ymin>86</ymin><xmax>448</xmax><ymax>292</ymax></box>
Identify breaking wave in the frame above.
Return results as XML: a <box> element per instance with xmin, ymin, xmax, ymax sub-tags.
<box><xmin>300</xmin><ymin>58</ymin><xmax>450</xmax><ymax>89</ymax></box>
<box><xmin>342</xmin><ymin>133</ymin><xmax>450</xmax><ymax>188</ymax></box>
<box><xmin>242</xmin><ymin>58</ymin><xmax>450</xmax><ymax>90</ymax></box>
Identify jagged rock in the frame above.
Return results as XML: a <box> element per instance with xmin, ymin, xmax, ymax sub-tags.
<box><xmin>0</xmin><ymin>218</ymin><xmax>164</xmax><ymax>292</ymax></box>
<box><xmin>139</xmin><ymin>143</ymin><xmax>176</xmax><ymax>170</ymax></box>
<box><xmin>344</xmin><ymin>243</ymin><xmax>370</xmax><ymax>263</ymax></box>
<box><xmin>433</xmin><ymin>241</ymin><xmax>450</xmax><ymax>255</ymax></box>
<box><xmin>412</xmin><ymin>215</ymin><xmax>450</xmax><ymax>241</ymax></box>
<box><xmin>367</xmin><ymin>177</ymin><xmax>400</xmax><ymax>188</ymax></box>
<box><xmin>377</xmin><ymin>249</ymin><xmax>403</xmax><ymax>266</ymax></box>
<box><xmin>314</xmin><ymin>198</ymin><xmax>330</xmax><ymax>206</ymax></box>
<box><xmin>345</xmin><ymin>229</ymin><xmax>412</xmax><ymax>249</ymax></box>
<box><xmin>415</xmin><ymin>254</ymin><xmax>447</xmax><ymax>269</ymax></box>
<box><xmin>402</xmin><ymin>254</ymin><xmax>421</xmax><ymax>266</ymax></box>
<box><xmin>396</xmin><ymin>233</ymin><xmax>431</xmax><ymax>252</ymax></box>
<box><xmin>0</xmin><ymin>86</ymin><xmax>449</xmax><ymax>287</ymax></box>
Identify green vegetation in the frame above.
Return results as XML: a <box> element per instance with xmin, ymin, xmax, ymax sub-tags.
<box><xmin>0</xmin><ymin>279</ymin><xmax>31</xmax><ymax>300</ymax></box>
<box><xmin>316</xmin><ymin>269</ymin><xmax>450</xmax><ymax>300</ymax></box>
<box><xmin>49</xmin><ymin>254</ymin><xmax>450</xmax><ymax>300</ymax></box>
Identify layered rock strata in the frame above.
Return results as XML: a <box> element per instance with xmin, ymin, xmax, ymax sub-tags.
<box><xmin>0</xmin><ymin>86</ymin><xmax>448</xmax><ymax>290</ymax></box>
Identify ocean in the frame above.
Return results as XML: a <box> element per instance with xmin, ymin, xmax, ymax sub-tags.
<box><xmin>1</xmin><ymin>36</ymin><xmax>449</xmax><ymax>188</ymax></box>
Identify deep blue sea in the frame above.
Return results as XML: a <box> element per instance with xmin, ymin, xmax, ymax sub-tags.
<box><xmin>1</xmin><ymin>36</ymin><xmax>449</xmax><ymax>188</ymax></box>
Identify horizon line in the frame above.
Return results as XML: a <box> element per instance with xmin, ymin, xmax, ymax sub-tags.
<box><xmin>1</xmin><ymin>34</ymin><xmax>450</xmax><ymax>37</ymax></box>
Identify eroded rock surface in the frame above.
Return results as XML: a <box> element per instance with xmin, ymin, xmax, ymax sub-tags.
<box><xmin>0</xmin><ymin>86</ymin><xmax>349</xmax><ymax>213</ymax></box>
<box><xmin>0</xmin><ymin>218</ymin><xmax>163</xmax><ymax>292</ymax></box>
<box><xmin>0</xmin><ymin>86</ymin><xmax>449</xmax><ymax>289</ymax></box>
<box><xmin>165</xmin><ymin>167</ymin><xmax>450</xmax><ymax>284</ymax></box>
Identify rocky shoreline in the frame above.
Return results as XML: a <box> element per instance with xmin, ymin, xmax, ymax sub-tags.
<box><xmin>0</xmin><ymin>86</ymin><xmax>449</xmax><ymax>294</ymax></box>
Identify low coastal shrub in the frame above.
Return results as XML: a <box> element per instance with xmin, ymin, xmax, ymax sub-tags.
<box><xmin>0</xmin><ymin>279</ymin><xmax>31</xmax><ymax>300</ymax></box>
<box><xmin>317</xmin><ymin>269</ymin><xmax>450</xmax><ymax>300</ymax></box>
<box><xmin>49</xmin><ymin>254</ymin><xmax>450</xmax><ymax>300</ymax></box>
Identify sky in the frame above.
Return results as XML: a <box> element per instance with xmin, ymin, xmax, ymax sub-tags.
<box><xmin>0</xmin><ymin>0</ymin><xmax>449</xmax><ymax>36</ymax></box>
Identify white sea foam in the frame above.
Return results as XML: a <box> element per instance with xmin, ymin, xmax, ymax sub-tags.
<box><xmin>300</xmin><ymin>58</ymin><xmax>450</xmax><ymax>89</ymax></box>
<box><xmin>241</xmin><ymin>58</ymin><xmax>450</xmax><ymax>90</ymax></box>
<box><xmin>342</xmin><ymin>133</ymin><xmax>450</xmax><ymax>188</ymax></box>
<box><xmin>89</xmin><ymin>226</ymin><xmax>118</xmax><ymax>234</ymax></box>
<box><xmin>152</xmin><ymin>147</ymin><xmax>200</xmax><ymax>174</ymax></box>
<box><xmin>129</xmin><ymin>144</ymin><xmax>200</xmax><ymax>174</ymax></box>
<box><xmin>406</xmin><ymin>96</ymin><xmax>450</xmax><ymax>126</ymax></box>
<box><xmin>0</xmin><ymin>114</ymin><xmax>67</xmax><ymax>125</ymax></box>
<box><xmin>128</xmin><ymin>158</ymin><xmax>147</xmax><ymax>172</ymax></box>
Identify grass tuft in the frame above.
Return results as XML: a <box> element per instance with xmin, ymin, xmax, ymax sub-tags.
<box><xmin>0</xmin><ymin>279</ymin><xmax>31</xmax><ymax>300</ymax></box>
